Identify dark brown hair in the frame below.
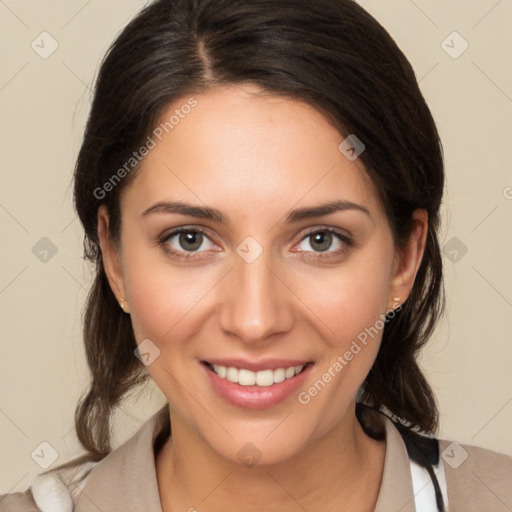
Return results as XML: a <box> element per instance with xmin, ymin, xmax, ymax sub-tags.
<box><xmin>70</xmin><ymin>0</ymin><xmax>444</xmax><ymax>472</ymax></box>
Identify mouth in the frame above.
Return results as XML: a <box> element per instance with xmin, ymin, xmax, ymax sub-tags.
<box><xmin>201</xmin><ymin>361</ymin><xmax>313</xmax><ymax>387</ymax></box>
<box><xmin>200</xmin><ymin>359</ymin><xmax>314</xmax><ymax>409</ymax></box>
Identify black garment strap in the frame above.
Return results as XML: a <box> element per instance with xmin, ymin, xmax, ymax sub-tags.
<box><xmin>392</xmin><ymin>420</ymin><xmax>445</xmax><ymax>512</ymax></box>
<box><xmin>356</xmin><ymin>404</ymin><xmax>445</xmax><ymax>512</ymax></box>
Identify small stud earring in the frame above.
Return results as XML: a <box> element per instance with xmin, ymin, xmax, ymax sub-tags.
<box><xmin>120</xmin><ymin>298</ymin><xmax>128</xmax><ymax>313</ymax></box>
<box><xmin>390</xmin><ymin>297</ymin><xmax>401</xmax><ymax>310</ymax></box>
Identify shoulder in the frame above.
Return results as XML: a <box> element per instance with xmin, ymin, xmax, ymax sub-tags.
<box><xmin>439</xmin><ymin>438</ymin><xmax>512</xmax><ymax>510</ymax></box>
<box><xmin>0</xmin><ymin>489</ymin><xmax>41</xmax><ymax>512</ymax></box>
<box><xmin>0</xmin><ymin>458</ymin><xmax>99</xmax><ymax>512</ymax></box>
<box><xmin>0</xmin><ymin>406</ymin><xmax>169</xmax><ymax>512</ymax></box>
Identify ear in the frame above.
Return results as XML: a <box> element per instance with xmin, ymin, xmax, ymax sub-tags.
<box><xmin>388</xmin><ymin>209</ymin><xmax>428</xmax><ymax>308</ymax></box>
<box><xmin>97</xmin><ymin>205</ymin><xmax>129</xmax><ymax>313</ymax></box>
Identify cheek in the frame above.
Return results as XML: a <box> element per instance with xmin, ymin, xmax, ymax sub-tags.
<box><xmin>293</xmin><ymin>244</ymin><xmax>394</xmax><ymax>409</ymax></box>
<box><xmin>128</xmin><ymin>273</ymin><xmax>210</xmax><ymax>346</ymax></box>
<box><xmin>294</xmin><ymin>259</ymin><xmax>393</xmax><ymax>429</ymax></box>
<box><xmin>297</xmin><ymin>253</ymin><xmax>393</xmax><ymax>348</ymax></box>
<box><xmin>120</xmin><ymin>239</ymin><xmax>211</xmax><ymax>344</ymax></box>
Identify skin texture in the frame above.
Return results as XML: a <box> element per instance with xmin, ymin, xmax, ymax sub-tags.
<box><xmin>97</xmin><ymin>84</ymin><xmax>428</xmax><ymax>511</ymax></box>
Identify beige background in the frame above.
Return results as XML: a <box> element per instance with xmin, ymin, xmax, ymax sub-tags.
<box><xmin>1</xmin><ymin>0</ymin><xmax>511</xmax><ymax>494</ymax></box>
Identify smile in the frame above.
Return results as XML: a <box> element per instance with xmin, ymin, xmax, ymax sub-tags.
<box><xmin>200</xmin><ymin>360</ymin><xmax>314</xmax><ymax>409</ymax></box>
<box><xmin>206</xmin><ymin>363</ymin><xmax>306</xmax><ymax>387</ymax></box>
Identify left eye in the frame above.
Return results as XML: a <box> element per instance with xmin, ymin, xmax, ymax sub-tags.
<box><xmin>295</xmin><ymin>229</ymin><xmax>350</xmax><ymax>254</ymax></box>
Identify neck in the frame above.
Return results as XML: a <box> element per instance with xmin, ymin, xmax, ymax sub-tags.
<box><xmin>156</xmin><ymin>409</ymin><xmax>386</xmax><ymax>512</ymax></box>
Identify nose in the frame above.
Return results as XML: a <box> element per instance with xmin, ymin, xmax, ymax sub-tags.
<box><xmin>218</xmin><ymin>247</ymin><xmax>294</xmax><ymax>346</ymax></box>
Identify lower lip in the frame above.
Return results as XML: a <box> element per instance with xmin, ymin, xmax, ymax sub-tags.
<box><xmin>201</xmin><ymin>362</ymin><xmax>313</xmax><ymax>410</ymax></box>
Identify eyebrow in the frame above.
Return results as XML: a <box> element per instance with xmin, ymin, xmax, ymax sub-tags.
<box><xmin>141</xmin><ymin>199</ymin><xmax>372</xmax><ymax>224</ymax></box>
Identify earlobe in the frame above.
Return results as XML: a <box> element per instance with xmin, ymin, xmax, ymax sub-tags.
<box><xmin>388</xmin><ymin>209</ymin><xmax>428</xmax><ymax>308</ymax></box>
<box><xmin>97</xmin><ymin>205</ymin><xmax>129</xmax><ymax>312</ymax></box>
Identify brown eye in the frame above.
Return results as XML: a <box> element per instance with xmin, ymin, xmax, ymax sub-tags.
<box><xmin>308</xmin><ymin>231</ymin><xmax>333</xmax><ymax>252</ymax></box>
<box><xmin>159</xmin><ymin>227</ymin><xmax>216</xmax><ymax>260</ymax></box>
<box><xmin>296</xmin><ymin>228</ymin><xmax>351</xmax><ymax>256</ymax></box>
<box><xmin>177</xmin><ymin>231</ymin><xmax>204</xmax><ymax>251</ymax></box>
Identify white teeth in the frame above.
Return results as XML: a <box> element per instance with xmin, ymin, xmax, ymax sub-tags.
<box><xmin>210</xmin><ymin>364</ymin><xmax>306</xmax><ymax>386</ymax></box>
<box><xmin>218</xmin><ymin>365</ymin><xmax>227</xmax><ymax>378</ymax></box>
<box><xmin>213</xmin><ymin>364</ymin><xmax>226</xmax><ymax>378</ymax></box>
<box><xmin>285</xmin><ymin>367</ymin><xmax>295</xmax><ymax>379</ymax></box>
<box><xmin>255</xmin><ymin>369</ymin><xmax>274</xmax><ymax>387</ymax></box>
<box><xmin>273</xmin><ymin>368</ymin><xmax>286</xmax><ymax>383</ymax></box>
<box><xmin>226</xmin><ymin>366</ymin><xmax>238</xmax><ymax>383</ymax></box>
<box><xmin>238</xmin><ymin>369</ymin><xmax>256</xmax><ymax>386</ymax></box>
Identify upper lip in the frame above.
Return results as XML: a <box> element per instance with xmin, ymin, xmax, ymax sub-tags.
<box><xmin>201</xmin><ymin>358</ymin><xmax>313</xmax><ymax>372</ymax></box>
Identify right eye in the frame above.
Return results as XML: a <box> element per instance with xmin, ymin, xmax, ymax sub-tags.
<box><xmin>159</xmin><ymin>227</ymin><xmax>217</xmax><ymax>260</ymax></box>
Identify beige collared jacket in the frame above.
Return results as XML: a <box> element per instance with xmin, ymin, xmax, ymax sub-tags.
<box><xmin>1</xmin><ymin>403</ymin><xmax>511</xmax><ymax>512</ymax></box>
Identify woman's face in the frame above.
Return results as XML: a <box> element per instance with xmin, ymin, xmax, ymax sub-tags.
<box><xmin>99</xmin><ymin>84</ymin><xmax>425</xmax><ymax>465</ymax></box>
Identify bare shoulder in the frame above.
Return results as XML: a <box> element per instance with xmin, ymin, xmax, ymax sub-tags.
<box><xmin>439</xmin><ymin>438</ymin><xmax>512</xmax><ymax>510</ymax></box>
<box><xmin>0</xmin><ymin>489</ymin><xmax>41</xmax><ymax>512</ymax></box>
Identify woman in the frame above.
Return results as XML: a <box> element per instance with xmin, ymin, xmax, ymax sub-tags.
<box><xmin>2</xmin><ymin>0</ymin><xmax>510</xmax><ymax>511</ymax></box>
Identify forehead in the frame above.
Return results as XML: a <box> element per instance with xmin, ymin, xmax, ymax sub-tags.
<box><xmin>121</xmin><ymin>84</ymin><xmax>384</xmax><ymax>222</ymax></box>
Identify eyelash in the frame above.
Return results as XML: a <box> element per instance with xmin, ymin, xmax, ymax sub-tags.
<box><xmin>158</xmin><ymin>226</ymin><xmax>353</xmax><ymax>261</ymax></box>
